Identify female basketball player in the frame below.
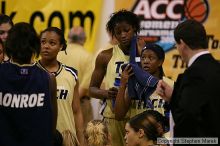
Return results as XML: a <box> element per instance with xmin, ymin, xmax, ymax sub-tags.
<box><xmin>115</xmin><ymin>43</ymin><xmax>173</xmax><ymax>119</ymax></box>
<box><xmin>89</xmin><ymin>9</ymin><xmax>143</xmax><ymax>146</ymax></box>
<box><xmin>115</xmin><ymin>43</ymin><xmax>174</xmax><ymax>140</ymax></box>
<box><xmin>38</xmin><ymin>27</ymin><xmax>85</xmax><ymax>146</ymax></box>
<box><xmin>0</xmin><ymin>22</ymin><xmax>57</xmax><ymax>146</ymax></box>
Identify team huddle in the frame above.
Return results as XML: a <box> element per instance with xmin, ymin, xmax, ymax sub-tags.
<box><xmin>0</xmin><ymin>8</ymin><xmax>220</xmax><ymax>146</ymax></box>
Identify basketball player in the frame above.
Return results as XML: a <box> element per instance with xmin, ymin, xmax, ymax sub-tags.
<box><xmin>37</xmin><ymin>27</ymin><xmax>85</xmax><ymax>146</ymax></box>
<box><xmin>115</xmin><ymin>43</ymin><xmax>174</xmax><ymax>118</ymax></box>
<box><xmin>57</xmin><ymin>26</ymin><xmax>93</xmax><ymax>128</ymax></box>
<box><xmin>0</xmin><ymin>22</ymin><xmax>57</xmax><ymax>146</ymax></box>
<box><xmin>89</xmin><ymin>10</ymin><xmax>142</xmax><ymax>146</ymax></box>
<box><xmin>0</xmin><ymin>14</ymin><xmax>13</xmax><ymax>61</ymax></box>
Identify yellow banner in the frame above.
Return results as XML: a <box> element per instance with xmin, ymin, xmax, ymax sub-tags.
<box><xmin>116</xmin><ymin>0</ymin><xmax>220</xmax><ymax>80</ymax></box>
<box><xmin>1</xmin><ymin>0</ymin><xmax>103</xmax><ymax>52</ymax></box>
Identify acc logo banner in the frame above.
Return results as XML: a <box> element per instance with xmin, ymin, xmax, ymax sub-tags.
<box><xmin>1</xmin><ymin>0</ymin><xmax>103</xmax><ymax>52</ymax></box>
<box><xmin>131</xmin><ymin>0</ymin><xmax>209</xmax><ymax>52</ymax></box>
<box><xmin>116</xmin><ymin>0</ymin><xmax>220</xmax><ymax>80</ymax></box>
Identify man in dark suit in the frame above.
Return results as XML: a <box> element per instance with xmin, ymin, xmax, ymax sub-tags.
<box><xmin>157</xmin><ymin>20</ymin><xmax>220</xmax><ymax>142</ymax></box>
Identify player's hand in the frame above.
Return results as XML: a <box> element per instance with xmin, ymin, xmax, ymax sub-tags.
<box><xmin>156</xmin><ymin>80</ymin><xmax>173</xmax><ymax>102</ymax></box>
<box><xmin>107</xmin><ymin>87</ymin><xmax>118</xmax><ymax>99</ymax></box>
<box><xmin>121</xmin><ymin>64</ymin><xmax>133</xmax><ymax>85</ymax></box>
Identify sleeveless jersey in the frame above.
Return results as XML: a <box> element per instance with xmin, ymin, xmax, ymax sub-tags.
<box><xmin>104</xmin><ymin>45</ymin><xmax>130</xmax><ymax>118</ymax></box>
<box><xmin>37</xmin><ymin>61</ymin><xmax>78</xmax><ymax>141</ymax></box>
<box><xmin>130</xmin><ymin>76</ymin><xmax>174</xmax><ymax>117</ymax></box>
<box><xmin>57</xmin><ymin>44</ymin><xmax>92</xmax><ymax>89</ymax></box>
<box><xmin>0</xmin><ymin>62</ymin><xmax>53</xmax><ymax>146</ymax></box>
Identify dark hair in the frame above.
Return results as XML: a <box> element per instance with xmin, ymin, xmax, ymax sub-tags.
<box><xmin>40</xmin><ymin>27</ymin><xmax>67</xmax><ymax>51</ymax></box>
<box><xmin>0</xmin><ymin>38</ymin><xmax>3</xmax><ymax>58</ymax></box>
<box><xmin>128</xmin><ymin>111</ymin><xmax>163</xmax><ymax>142</ymax></box>
<box><xmin>106</xmin><ymin>9</ymin><xmax>140</xmax><ymax>37</ymax></box>
<box><xmin>0</xmin><ymin>38</ymin><xmax>3</xmax><ymax>45</ymax></box>
<box><xmin>142</xmin><ymin>110</ymin><xmax>169</xmax><ymax>133</ymax></box>
<box><xmin>0</xmin><ymin>14</ymin><xmax>13</xmax><ymax>26</ymax></box>
<box><xmin>174</xmin><ymin>19</ymin><xmax>208</xmax><ymax>50</ymax></box>
<box><xmin>5</xmin><ymin>22</ymin><xmax>40</xmax><ymax>64</ymax></box>
<box><xmin>141</xmin><ymin>43</ymin><xmax>165</xmax><ymax>78</ymax></box>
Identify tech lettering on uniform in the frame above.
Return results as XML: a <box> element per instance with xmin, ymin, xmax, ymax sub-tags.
<box><xmin>0</xmin><ymin>92</ymin><xmax>45</xmax><ymax>108</ymax></box>
<box><xmin>57</xmin><ymin>85</ymin><xmax>68</xmax><ymax>100</ymax></box>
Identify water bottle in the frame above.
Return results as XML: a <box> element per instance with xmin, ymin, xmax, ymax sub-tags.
<box><xmin>112</xmin><ymin>76</ymin><xmax>121</xmax><ymax>110</ymax></box>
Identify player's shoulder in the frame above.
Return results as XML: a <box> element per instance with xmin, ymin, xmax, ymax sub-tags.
<box><xmin>62</xmin><ymin>64</ymin><xmax>78</xmax><ymax>80</ymax></box>
<box><xmin>96</xmin><ymin>48</ymin><xmax>113</xmax><ymax>62</ymax></box>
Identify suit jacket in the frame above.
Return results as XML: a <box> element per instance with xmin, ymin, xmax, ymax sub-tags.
<box><xmin>170</xmin><ymin>54</ymin><xmax>220</xmax><ymax>139</ymax></box>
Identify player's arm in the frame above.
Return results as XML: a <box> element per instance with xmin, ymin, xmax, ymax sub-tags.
<box><xmin>89</xmin><ymin>49</ymin><xmax>115</xmax><ymax>99</ymax></box>
<box><xmin>72</xmin><ymin>81</ymin><xmax>86</xmax><ymax>146</ymax></box>
<box><xmin>115</xmin><ymin>64</ymin><xmax>133</xmax><ymax>120</ymax></box>
<box><xmin>137</xmin><ymin>36</ymin><xmax>146</xmax><ymax>56</ymax></box>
